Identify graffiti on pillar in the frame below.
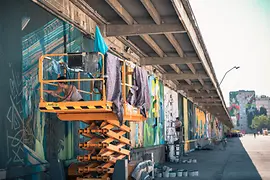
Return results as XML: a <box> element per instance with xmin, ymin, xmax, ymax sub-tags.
<box><xmin>6</xmin><ymin>65</ymin><xmax>24</xmax><ymax>165</ymax></box>
<box><xmin>208</xmin><ymin>115</ymin><xmax>223</xmax><ymax>139</ymax></box>
<box><xmin>143</xmin><ymin>76</ymin><xmax>164</xmax><ymax>147</ymax></box>
<box><xmin>130</xmin><ymin>122</ymin><xmax>143</xmax><ymax>148</ymax></box>
<box><xmin>206</xmin><ymin>112</ymin><xmax>211</xmax><ymax>139</ymax></box>
<box><xmin>164</xmin><ymin>86</ymin><xmax>178</xmax><ymax>144</ymax></box>
<box><xmin>22</xmin><ymin>16</ymin><xmax>89</xmax><ymax>163</ymax></box>
<box><xmin>195</xmin><ymin>108</ymin><xmax>206</xmax><ymax>139</ymax></box>
<box><xmin>188</xmin><ymin>100</ymin><xmax>195</xmax><ymax>140</ymax></box>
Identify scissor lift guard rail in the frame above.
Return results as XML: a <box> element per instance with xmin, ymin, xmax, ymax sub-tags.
<box><xmin>38</xmin><ymin>52</ymin><xmax>147</xmax><ymax>180</ymax></box>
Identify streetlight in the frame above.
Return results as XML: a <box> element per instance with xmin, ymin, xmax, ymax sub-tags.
<box><xmin>219</xmin><ymin>66</ymin><xmax>240</xmax><ymax>86</ymax></box>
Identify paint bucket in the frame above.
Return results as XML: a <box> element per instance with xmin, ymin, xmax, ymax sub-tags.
<box><xmin>182</xmin><ymin>160</ymin><xmax>187</xmax><ymax>163</ymax></box>
<box><xmin>169</xmin><ymin>171</ymin><xmax>177</xmax><ymax>177</ymax></box>
<box><xmin>183</xmin><ymin>170</ymin><xmax>188</xmax><ymax>177</ymax></box>
<box><xmin>189</xmin><ymin>170</ymin><xmax>195</xmax><ymax>177</ymax></box>
<box><xmin>154</xmin><ymin>168</ymin><xmax>158</xmax><ymax>175</ymax></box>
<box><xmin>176</xmin><ymin>151</ymin><xmax>180</xmax><ymax>155</ymax></box>
<box><xmin>177</xmin><ymin>170</ymin><xmax>184</xmax><ymax>177</ymax></box>
<box><xmin>192</xmin><ymin>159</ymin><xmax>197</xmax><ymax>163</ymax></box>
<box><xmin>163</xmin><ymin>166</ymin><xmax>168</xmax><ymax>171</ymax></box>
<box><xmin>194</xmin><ymin>170</ymin><xmax>199</xmax><ymax>176</ymax></box>
<box><xmin>163</xmin><ymin>171</ymin><xmax>170</xmax><ymax>178</ymax></box>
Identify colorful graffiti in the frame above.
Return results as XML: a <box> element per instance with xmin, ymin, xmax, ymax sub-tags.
<box><xmin>188</xmin><ymin>100</ymin><xmax>195</xmax><ymax>140</ymax></box>
<box><xmin>206</xmin><ymin>113</ymin><xmax>211</xmax><ymax>138</ymax></box>
<box><xmin>164</xmin><ymin>86</ymin><xmax>178</xmax><ymax>144</ymax></box>
<box><xmin>206</xmin><ymin>113</ymin><xmax>223</xmax><ymax>139</ymax></box>
<box><xmin>229</xmin><ymin>91</ymin><xmax>256</xmax><ymax>132</ymax></box>
<box><xmin>195</xmin><ymin>108</ymin><xmax>206</xmax><ymax>139</ymax></box>
<box><xmin>22</xmin><ymin>15</ymin><xmax>93</xmax><ymax>164</ymax></box>
<box><xmin>143</xmin><ymin>76</ymin><xmax>164</xmax><ymax>147</ymax></box>
<box><xmin>130</xmin><ymin>122</ymin><xmax>143</xmax><ymax>148</ymax></box>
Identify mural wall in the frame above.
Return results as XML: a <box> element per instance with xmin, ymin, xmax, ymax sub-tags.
<box><xmin>164</xmin><ymin>86</ymin><xmax>178</xmax><ymax>144</ymax></box>
<box><xmin>206</xmin><ymin>113</ymin><xmax>223</xmax><ymax>139</ymax></box>
<box><xmin>20</xmin><ymin>1</ymin><xmax>95</xmax><ymax>169</ymax></box>
<box><xmin>130</xmin><ymin>122</ymin><xmax>144</xmax><ymax>148</ymax></box>
<box><xmin>178</xmin><ymin>94</ymin><xmax>184</xmax><ymax>123</ymax></box>
<box><xmin>206</xmin><ymin>112</ymin><xmax>211</xmax><ymax>138</ymax></box>
<box><xmin>229</xmin><ymin>90</ymin><xmax>256</xmax><ymax>132</ymax></box>
<box><xmin>188</xmin><ymin>100</ymin><xmax>195</xmax><ymax>140</ymax></box>
<box><xmin>0</xmin><ymin>1</ymin><xmax>94</xmax><ymax>177</ymax></box>
<box><xmin>183</xmin><ymin>98</ymin><xmax>189</xmax><ymax>152</ymax></box>
<box><xmin>1</xmin><ymin>0</ymin><xmax>24</xmax><ymax>169</ymax></box>
<box><xmin>195</xmin><ymin>108</ymin><xmax>206</xmax><ymax>139</ymax></box>
<box><xmin>143</xmin><ymin>77</ymin><xmax>165</xmax><ymax>147</ymax></box>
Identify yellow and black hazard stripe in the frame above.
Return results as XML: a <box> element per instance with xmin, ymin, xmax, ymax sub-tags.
<box><xmin>39</xmin><ymin>105</ymin><xmax>112</xmax><ymax>111</ymax></box>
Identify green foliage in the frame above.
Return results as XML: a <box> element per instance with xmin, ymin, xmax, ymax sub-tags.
<box><xmin>250</xmin><ymin>115</ymin><xmax>270</xmax><ymax>130</ymax></box>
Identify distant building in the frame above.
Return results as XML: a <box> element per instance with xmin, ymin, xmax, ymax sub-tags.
<box><xmin>228</xmin><ymin>90</ymin><xmax>256</xmax><ymax>133</ymax></box>
<box><xmin>256</xmin><ymin>95</ymin><xmax>270</xmax><ymax>115</ymax></box>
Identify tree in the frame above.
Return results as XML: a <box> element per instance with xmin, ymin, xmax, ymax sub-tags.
<box><xmin>250</xmin><ymin>115</ymin><xmax>270</xmax><ymax>130</ymax></box>
<box><xmin>259</xmin><ymin>107</ymin><xmax>267</xmax><ymax>116</ymax></box>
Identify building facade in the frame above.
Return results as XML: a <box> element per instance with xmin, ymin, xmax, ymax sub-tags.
<box><xmin>256</xmin><ymin>95</ymin><xmax>270</xmax><ymax>115</ymax></box>
<box><xmin>229</xmin><ymin>90</ymin><xmax>256</xmax><ymax>132</ymax></box>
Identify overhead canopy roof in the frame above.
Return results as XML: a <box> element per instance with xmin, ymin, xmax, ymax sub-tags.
<box><xmin>37</xmin><ymin>0</ymin><xmax>233</xmax><ymax>128</ymax></box>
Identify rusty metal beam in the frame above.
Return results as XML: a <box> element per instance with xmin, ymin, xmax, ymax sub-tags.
<box><xmin>104</xmin><ymin>24</ymin><xmax>186</xmax><ymax>37</ymax></box>
<box><xmin>164</xmin><ymin>73</ymin><xmax>209</xmax><ymax>80</ymax></box>
<box><xmin>141</xmin><ymin>56</ymin><xmax>200</xmax><ymax>66</ymax></box>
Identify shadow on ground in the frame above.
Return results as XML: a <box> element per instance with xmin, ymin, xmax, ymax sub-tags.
<box><xmin>156</xmin><ymin>137</ymin><xmax>262</xmax><ymax>180</ymax></box>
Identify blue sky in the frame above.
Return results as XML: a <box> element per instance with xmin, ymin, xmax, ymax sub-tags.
<box><xmin>189</xmin><ymin>0</ymin><xmax>270</xmax><ymax>105</ymax></box>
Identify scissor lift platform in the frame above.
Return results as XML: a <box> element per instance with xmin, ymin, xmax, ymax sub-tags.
<box><xmin>39</xmin><ymin>53</ymin><xmax>148</xmax><ymax>180</ymax></box>
<box><xmin>39</xmin><ymin>101</ymin><xmax>147</xmax><ymax>122</ymax></box>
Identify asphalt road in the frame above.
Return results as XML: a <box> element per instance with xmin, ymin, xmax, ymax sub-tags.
<box><xmin>156</xmin><ymin>135</ymin><xmax>270</xmax><ymax>180</ymax></box>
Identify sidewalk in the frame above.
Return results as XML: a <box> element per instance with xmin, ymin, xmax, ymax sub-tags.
<box><xmin>155</xmin><ymin>137</ymin><xmax>261</xmax><ymax>180</ymax></box>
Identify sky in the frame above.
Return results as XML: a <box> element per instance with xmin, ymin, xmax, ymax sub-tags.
<box><xmin>189</xmin><ymin>0</ymin><xmax>270</xmax><ymax>106</ymax></box>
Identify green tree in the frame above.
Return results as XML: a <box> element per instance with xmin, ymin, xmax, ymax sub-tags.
<box><xmin>250</xmin><ymin>115</ymin><xmax>270</xmax><ymax>130</ymax></box>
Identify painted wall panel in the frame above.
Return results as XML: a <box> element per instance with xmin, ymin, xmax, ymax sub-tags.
<box><xmin>183</xmin><ymin>98</ymin><xmax>189</xmax><ymax>151</ymax></box>
<box><xmin>195</xmin><ymin>108</ymin><xmax>206</xmax><ymax>139</ymax></box>
<box><xmin>0</xmin><ymin>0</ymin><xmax>24</xmax><ymax>168</ymax></box>
<box><xmin>188</xmin><ymin>100</ymin><xmax>195</xmax><ymax>140</ymax></box>
<box><xmin>143</xmin><ymin>77</ymin><xmax>164</xmax><ymax>147</ymax></box>
<box><xmin>164</xmin><ymin>86</ymin><xmax>178</xmax><ymax>144</ymax></box>
<box><xmin>206</xmin><ymin>112</ymin><xmax>211</xmax><ymax>139</ymax></box>
<box><xmin>130</xmin><ymin>122</ymin><xmax>144</xmax><ymax>148</ymax></box>
<box><xmin>0</xmin><ymin>0</ymin><xmax>95</xmax><ymax>172</ymax></box>
<box><xmin>22</xmin><ymin>14</ymin><xmax>87</xmax><ymax>163</ymax></box>
<box><xmin>178</xmin><ymin>94</ymin><xmax>184</xmax><ymax>123</ymax></box>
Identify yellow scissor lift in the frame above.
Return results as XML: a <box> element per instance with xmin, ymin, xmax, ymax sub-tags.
<box><xmin>38</xmin><ymin>52</ymin><xmax>147</xmax><ymax>180</ymax></box>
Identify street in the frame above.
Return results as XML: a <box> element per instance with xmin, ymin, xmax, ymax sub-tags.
<box><xmin>157</xmin><ymin>135</ymin><xmax>270</xmax><ymax>180</ymax></box>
